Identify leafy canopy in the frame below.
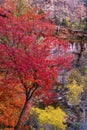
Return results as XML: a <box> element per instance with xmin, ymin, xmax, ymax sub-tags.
<box><xmin>0</xmin><ymin>0</ymin><xmax>73</xmax><ymax>128</ymax></box>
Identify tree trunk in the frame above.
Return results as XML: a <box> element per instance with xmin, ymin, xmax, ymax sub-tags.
<box><xmin>76</xmin><ymin>43</ymin><xmax>84</xmax><ymax>67</ymax></box>
<box><xmin>15</xmin><ymin>100</ymin><xmax>28</xmax><ymax>130</ymax></box>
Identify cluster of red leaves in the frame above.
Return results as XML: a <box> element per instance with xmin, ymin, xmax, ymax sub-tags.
<box><xmin>0</xmin><ymin>0</ymin><xmax>73</xmax><ymax>128</ymax></box>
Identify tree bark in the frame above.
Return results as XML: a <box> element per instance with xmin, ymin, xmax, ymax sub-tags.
<box><xmin>15</xmin><ymin>82</ymin><xmax>38</xmax><ymax>130</ymax></box>
<box><xmin>76</xmin><ymin>43</ymin><xmax>84</xmax><ymax>67</ymax></box>
<box><xmin>15</xmin><ymin>100</ymin><xmax>28</xmax><ymax>130</ymax></box>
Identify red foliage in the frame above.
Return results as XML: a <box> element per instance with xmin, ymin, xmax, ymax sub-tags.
<box><xmin>0</xmin><ymin>1</ymin><xmax>73</xmax><ymax>129</ymax></box>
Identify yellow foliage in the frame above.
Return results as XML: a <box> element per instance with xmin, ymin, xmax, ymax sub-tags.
<box><xmin>67</xmin><ymin>80</ymin><xmax>84</xmax><ymax>105</ymax></box>
<box><xmin>30</xmin><ymin>106</ymin><xmax>66</xmax><ymax>130</ymax></box>
<box><xmin>67</xmin><ymin>69</ymin><xmax>84</xmax><ymax>86</ymax></box>
<box><xmin>66</xmin><ymin>69</ymin><xmax>84</xmax><ymax>106</ymax></box>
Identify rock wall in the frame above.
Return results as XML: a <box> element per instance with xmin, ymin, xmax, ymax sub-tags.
<box><xmin>31</xmin><ymin>0</ymin><xmax>86</xmax><ymax>22</ymax></box>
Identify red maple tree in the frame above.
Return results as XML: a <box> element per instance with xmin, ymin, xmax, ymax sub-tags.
<box><xmin>0</xmin><ymin>1</ymin><xmax>73</xmax><ymax>129</ymax></box>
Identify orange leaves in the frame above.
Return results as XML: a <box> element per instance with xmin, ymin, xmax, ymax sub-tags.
<box><xmin>0</xmin><ymin>74</ymin><xmax>25</xmax><ymax>128</ymax></box>
<box><xmin>0</xmin><ymin>89</ymin><xmax>24</xmax><ymax>128</ymax></box>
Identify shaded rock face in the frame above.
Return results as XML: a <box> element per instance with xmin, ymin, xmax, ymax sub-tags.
<box><xmin>31</xmin><ymin>0</ymin><xmax>86</xmax><ymax>22</ymax></box>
